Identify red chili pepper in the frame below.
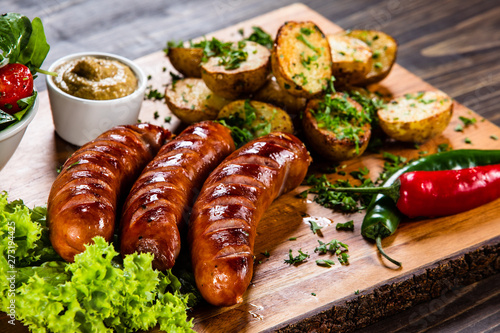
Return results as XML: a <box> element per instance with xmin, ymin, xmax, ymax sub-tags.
<box><xmin>334</xmin><ymin>164</ymin><xmax>500</xmax><ymax>219</ymax></box>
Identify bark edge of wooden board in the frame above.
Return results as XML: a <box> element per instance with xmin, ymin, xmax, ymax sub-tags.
<box><xmin>272</xmin><ymin>236</ymin><xmax>500</xmax><ymax>333</ymax></box>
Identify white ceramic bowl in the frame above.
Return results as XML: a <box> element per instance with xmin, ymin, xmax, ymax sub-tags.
<box><xmin>46</xmin><ymin>52</ymin><xmax>147</xmax><ymax>146</ymax></box>
<box><xmin>0</xmin><ymin>94</ymin><xmax>39</xmax><ymax>171</ymax></box>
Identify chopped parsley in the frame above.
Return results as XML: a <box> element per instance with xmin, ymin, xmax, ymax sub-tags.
<box><xmin>301</xmin><ymin>174</ymin><xmax>372</xmax><ymax>213</ymax></box>
<box><xmin>296</xmin><ymin>32</ymin><xmax>319</xmax><ymax>54</ymax></box>
<box><xmin>284</xmin><ymin>249</ymin><xmax>310</xmax><ymax>265</ymax></box>
<box><xmin>307</xmin><ymin>220</ymin><xmax>323</xmax><ymax>234</ymax></box>
<box><xmin>377</xmin><ymin>152</ymin><xmax>408</xmax><ymax>183</ymax></box>
<box><xmin>347</xmin><ymin>89</ymin><xmax>384</xmax><ymax>126</ymax></box>
<box><xmin>145</xmin><ymin>86</ymin><xmax>165</xmax><ymax>101</ymax></box>
<box><xmin>174</xmin><ymin>37</ymin><xmax>249</xmax><ymax>70</ymax></box>
<box><xmin>217</xmin><ymin>40</ymin><xmax>248</xmax><ymax>70</ymax></box>
<box><xmin>316</xmin><ymin>259</ymin><xmax>336</xmax><ymax>267</ymax></box>
<box><xmin>310</xmin><ymin>92</ymin><xmax>371</xmax><ymax>155</ymax></box>
<box><xmin>244</xmin><ymin>26</ymin><xmax>273</xmax><ymax>49</ymax></box>
<box><xmin>437</xmin><ymin>143</ymin><xmax>452</xmax><ymax>152</ymax></box>
<box><xmin>314</xmin><ymin>239</ymin><xmax>350</xmax><ymax>265</ymax></box>
<box><xmin>169</xmin><ymin>72</ymin><xmax>182</xmax><ymax>89</ymax></box>
<box><xmin>292</xmin><ymin>72</ymin><xmax>308</xmax><ymax>85</ymax></box>
<box><xmin>335</xmin><ymin>220</ymin><xmax>354</xmax><ymax>231</ymax></box>
<box><xmin>218</xmin><ymin>100</ymin><xmax>272</xmax><ymax>147</ymax></box>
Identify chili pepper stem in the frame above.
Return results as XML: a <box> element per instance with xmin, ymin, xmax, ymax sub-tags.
<box><xmin>376</xmin><ymin>236</ymin><xmax>402</xmax><ymax>267</ymax></box>
<box><xmin>331</xmin><ymin>180</ymin><xmax>401</xmax><ymax>204</ymax></box>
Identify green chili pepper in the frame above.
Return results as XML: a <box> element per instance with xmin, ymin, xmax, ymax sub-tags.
<box><xmin>363</xmin><ymin>149</ymin><xmax>500</xmax><ymax>266</ymax></box>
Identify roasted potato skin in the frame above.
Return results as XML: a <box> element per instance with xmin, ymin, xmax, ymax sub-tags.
<box><xmin>165</xmin><ymin>78</ymin><xmax>230</xmax><ymax>124</ymax></box>
<box><xmin>377</xmin><ymin>90</ymin><xmax>453</xmax><ymax>143</ymax></box>
<box><xmin>168</xmin><ymin>47</ymin><xmax>204</xmax><ymax>78</ymax></box>
<box><xmin>346</xmin><ymin>30</ymin><xmax>398</xmax><ymax>86</ymax></box>
<box><xmin>252</xmin><ymin>76</ymin><xmax>307</xmax><ymax>114</ymax></box>
<box><xmin>201</xmin><ymin>41</ymin><xmax>270</xmax><ymax>100</ymax></box>
<box><xmin>302</xmin><ymin>93</ymin><xmax>371</xmax><ymax>161</ymax></box>
<box><xmin>272</xmin><ymin>21</ymin><xmax>332</xmax><ymax>98</ymax></box>
<box><xmin>327</xmin><ymin>34</ymin><xmax>372</xmax><ymax>87</ymax></box>
<box><xmin>217</xmin><ymin>99</ymin><xmax>294</xmax><ymax>135</ymax></box>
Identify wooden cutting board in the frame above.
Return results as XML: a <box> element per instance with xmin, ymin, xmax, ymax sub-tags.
<box><xmin>1</xmin><ymin>3</ymin><xmax>500</xmax><ymax>333</ymax></box>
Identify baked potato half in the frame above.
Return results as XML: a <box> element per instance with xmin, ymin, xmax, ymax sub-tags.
<box><xmin>345</xmin><ymin>30</ymin><xmax>398</xmax><ymax>85</ymax></box>
<box><xmin>252</xmin><ymin>76</ymin><xmax>307</xmax><ymax>114</ymax></box>
<box><xmin>201</xmin><ymin>41</ymin><xmax>270</xmax><ymax>99</ymax></box>
<box><xmin>167</xmin><ymin>46</ymin><xmax>204</xmax><ymax>78</ymax></box>
<box><xmin>303</xmin><ymin>92</ymin><xmax>371</xmax><ymax>161</ymax></box>
<box><xmin>327</xmin><ymin>34</ymin><xmax>372</xmax><ymax>87</ymax></box>
<box><xmin>377</xmin><ymin>90</ymin><xmax>453</xmax><ymax>143</ymax></box>
<box><xmin>165</xmin><ymin>78</ymin><xmax>230</xmax><ymax>124</ymax></box>
<box><xmin>272</xmin><ymin>21</ymin><xmax>332</xmax><ymax>98</ymax></box>
<box><xmin>217</xmin><ymin>99</ymin><xmax>294</xmax><ymax>138</ymax></box>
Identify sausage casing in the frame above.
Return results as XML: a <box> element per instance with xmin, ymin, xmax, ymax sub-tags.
<box><xmin>188</xmin><ymin>132</ymin><xmax>311</xmax><ymax>306</ymax></box>
<box><xmin>48</xmin><ymin>123</ymin><xmax>170</xmax><ymax>262</ymax></box>
<box><xmin>120</xmin><ymin>121</ymin><xmax>235</xmax><ymax>270</ymax></box>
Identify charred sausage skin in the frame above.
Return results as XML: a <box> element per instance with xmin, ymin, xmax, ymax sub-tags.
<box><xmin>48</xmin><ymin>123</ymin><xmax>170</xmax><ymax>262</ymax></box>
<box><xmin>188</xmin><ymin>132</ymin><xmax>311</xmax><ymax>306</ymax></box>
<box><xmin>120</xmin><ymin>121</ymin><xmax>235</xmax><ymax>271</ymax></box>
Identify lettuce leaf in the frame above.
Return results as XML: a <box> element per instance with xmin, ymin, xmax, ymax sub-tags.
<box><xmin>0</xmin><ymin>192</ymin><xmax>195</xmax><ymax>332</ymax></box>
<box><xmin>0</xmin><ymin>191</ymin><xmax>60</xmax><ymax>267</ymax></box>
<box><xmin>15</xmin><ymin>237</ymin><xmax>194</xmax><ymax>333</ymax></box>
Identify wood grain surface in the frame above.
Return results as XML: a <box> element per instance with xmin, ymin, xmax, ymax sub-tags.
<box><xmin>1</xmin><ymin>1</ymin><xmax>500</xmax><ymax>332</ymax></box>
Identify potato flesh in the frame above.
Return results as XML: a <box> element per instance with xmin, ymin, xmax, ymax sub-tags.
<box><xmin>273</xmin><ymin>21</ymin><xmax>332</xmax><ymax>97</ymax></box>
<box><xmin>328</xmin><ymin>34</ymin><xmax>372</xmax><ymax>86</ymax></box>
<box><xmin>201</xmin><ymin>41</ymin><xmax>270</xmax><ymax>99</ymax></box>
<box><xmin>346</xmin><ymin>30</ymin><xmax>398</xmax><ymax>85</ymax></box>
<box><xmin>253</xmin><ymin>77</ymin><xmax>307</xmax><ymax>114</ymax></box>
<box><xmin>302</xmin><ymin>93</ymin><xmax>371</xmax><ymax>161</ymax></box>
<box><xmin>217</xmin><ymin>99</ymin><xmax>294</xmax><ymax>135</ymax></box>
<box><xmin>378</xmin><ymin>90</ymin><xmax>453</xmax><ymax>142</ymax></box>
<box><xmin>202</xmin><ymin>41</ymin><xmax>269</xmax><ymax>73</ymax></box>
<box><xmin>165</xmin><ymin>78</ymin><xmax>229</xmax><ymax>123</ymax></box>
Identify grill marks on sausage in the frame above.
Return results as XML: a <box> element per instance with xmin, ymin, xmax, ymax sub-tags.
<box><xmin>189</xmin><ymin>132</ymin><xmax>311</xmax><ymax>306</ymax></box>
<box><xmin>47</xmin><ymin>124</ymin><xmax>169</xmax><ymax>262</ymax></box>
<box><xmin>119</xmin><ymin>121</ymin><xmax>235</xmax><ymax>271</ymax></box>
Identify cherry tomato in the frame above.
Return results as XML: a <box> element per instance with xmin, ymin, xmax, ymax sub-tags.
<box><xmin>0</xmin><ymin>63</ymin><xmax>34</xmax><ymax>114</ymax></box>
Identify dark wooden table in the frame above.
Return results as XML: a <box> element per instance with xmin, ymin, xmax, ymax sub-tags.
<box><xmin>3</xmin><ymin>0</ymin><xmax>500</xmax><ymax>332</ymax></box>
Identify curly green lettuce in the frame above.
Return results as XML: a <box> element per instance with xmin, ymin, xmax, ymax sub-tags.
<box><xmin>0</xmin><ymin>192</ymin><xmax>195</xmax><ymax>332</ymax></box>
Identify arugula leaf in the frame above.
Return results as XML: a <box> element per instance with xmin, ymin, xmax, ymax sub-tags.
<box><xmin>0</xmin><ymin>13</ymin><xmax>32</xmax><ymax>66</ymax></box>
<box><xmin>0</xmin><ymin>110</ymin><xmax>17</xmax><ymax>129</ymax></box>
<box><xmin>18</xmin><ymin>17</ymin><xmax>50</xmax><ymax>75</ymax></box>
<box><xmin>0</xmin><ymin>13</ymin><xmax>50</xmax><ymax>75</ymax></box>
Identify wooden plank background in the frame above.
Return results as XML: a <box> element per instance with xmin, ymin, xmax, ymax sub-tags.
<box><xmin>1</xmin><ymin>1</ymin><xmax>500</xmax><ymax>332</ymax></box>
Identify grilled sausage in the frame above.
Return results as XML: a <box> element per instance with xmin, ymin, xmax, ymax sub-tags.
<box><xmin>120</xmin><ymin>121</ymin><xmax>236</xmax><ymax>271</ymax></box>
<box><xmin>188</xmin><ymin>132</ymin><xmax>311</xmax><ymax>306</ymax></box>
<box><xmin>48</xmin><ymin>124</ymin><xmax>170</xmax><ymax>262</ymax></box>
